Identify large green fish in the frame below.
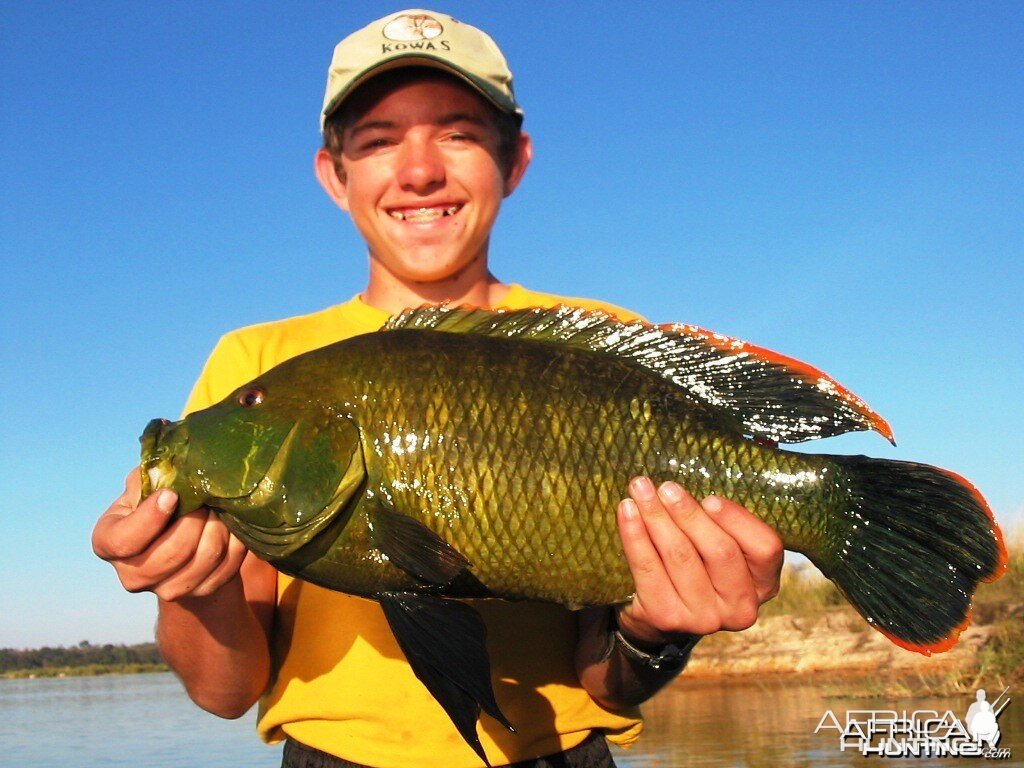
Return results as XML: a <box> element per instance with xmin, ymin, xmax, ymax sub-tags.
<box><xmin>140</xmin><ymin>306</ymin><xmax>1006</xmax><ymax>763</ymax></box>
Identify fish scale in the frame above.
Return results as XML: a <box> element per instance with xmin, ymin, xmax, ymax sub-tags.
<box><xmin>339</xmin><ymin>329</ymin><xmax>837</xmax><ymax>606</ymax></box>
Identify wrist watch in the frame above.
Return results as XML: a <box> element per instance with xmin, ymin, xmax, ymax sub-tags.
<box><xmin>611</xmin><ymin>617</ymin><xmax>701</xmax><ymax>672</ymax></box>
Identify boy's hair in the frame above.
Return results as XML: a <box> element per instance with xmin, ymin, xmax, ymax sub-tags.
<box><xmin>321</xmin><ymin>68</ymin><xmax>522</xmax><ymax>182</ymax></box>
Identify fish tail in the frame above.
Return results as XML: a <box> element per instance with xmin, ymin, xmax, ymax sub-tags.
<box><xmin>810</xmin><ymin>455</ymin><xmax>1007</xmax><ymax>655</ymax></box>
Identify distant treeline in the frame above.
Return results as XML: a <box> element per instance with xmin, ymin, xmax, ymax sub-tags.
<box><xmin>0</xmin><ymin>641</ymin><xmax>165</xmax><ymax>674</ymax></box>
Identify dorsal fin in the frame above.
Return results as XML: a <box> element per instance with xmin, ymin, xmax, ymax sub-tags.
<box><xmin>384</xmin><ymin>305</ymin><xmax>894</xmax><ymax>445</ymax></box>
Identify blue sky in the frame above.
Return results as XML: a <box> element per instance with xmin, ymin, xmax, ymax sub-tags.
<box><xmin>1</xmin><ymin>2</ymin><xmax>1021</xmax><ymax>648</ymax></box>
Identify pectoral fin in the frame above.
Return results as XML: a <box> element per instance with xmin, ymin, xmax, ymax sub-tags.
<box><xmin>379</xmin><ymin>591</ymin><xmax>513</xmax><ymax>766</ymax></box>
<box><xmin>368</xmin><ymin>503</ymin><xmax>471</xmax><ymax>586</ymax></box>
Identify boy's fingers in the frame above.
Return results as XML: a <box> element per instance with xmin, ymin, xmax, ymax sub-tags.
<box><xmin>616</xmin><ymin>499</ymin><xmax>677</xmax><ymax>616</ymax></box>
<box><xmin>125</xmin><ymin>508</ymin><xmax>208</xmax><ymax>586</ymax></box>
<box><xmin>654</xmin><ymin>482</ymin><xmax>751</xmax><ymax>609</ymax></box>
<box><xmin>703</xmin><ymin>496</ymin><xmax>784</xmax><ymax>602</ymax></box>
<box><xmin>152</xmin><ymin>517</ymin><xmax>236</xmax><ymax>601</ymax></box>
<box><xmin>190</xmin><ymin>534</ymin><xmax>249</xmax><ymax>598</ymax></box>
<box><xmin>122</xmin><ymin>468</ymin><xmax>142</xmax><ymax>503</ymax></box>
<box><xmin>93</xmin><ymin>489</ymin><xmax>178</xmax><ymax>561</ymax></box>
<box><xmin>619</xmin><ymin>479</ymin><xmax>724</xmax><ymax>637</ymax></box>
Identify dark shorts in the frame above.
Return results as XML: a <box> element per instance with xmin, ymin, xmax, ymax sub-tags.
<box><xmin>281</xmin><ymin>731</ymin><xmax>617</xmax><ymax>768</ymax></box>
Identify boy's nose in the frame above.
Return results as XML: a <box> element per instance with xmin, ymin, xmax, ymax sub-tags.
<box><xmin>396</xmin><ymin>140</ymin><xmax>445</xmax><ymax>194</ymax></box>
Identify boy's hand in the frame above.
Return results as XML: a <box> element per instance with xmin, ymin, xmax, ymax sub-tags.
<box><xmin>92</xmin><ymin>469</ymin><xmax>247</xmax><ymax>602</ymax></box>
<box><xmin>615</xmin><ymin>477</ymin><xmax>783</xmax><ymax>646</ymax></box>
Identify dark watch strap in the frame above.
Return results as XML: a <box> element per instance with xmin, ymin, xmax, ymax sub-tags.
<box><xmin>609</xmin><ymin>611</ymin><xmax>701</xmax><ymax>671</ymax></box>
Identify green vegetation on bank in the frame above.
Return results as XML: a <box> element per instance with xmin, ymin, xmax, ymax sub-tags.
<box><xmin>0</xmin><ymin>641</ymin><xmax>168</xmax><ymax>678</ymax></box>
<box><xmin>975</xmin><ymin>533</ymin><xmax>1024</xmax><ymax>685</ymax></box>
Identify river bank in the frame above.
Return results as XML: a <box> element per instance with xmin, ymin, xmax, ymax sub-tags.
<box><xmin>1</xmin><ymin>662</ymin><xmax>168</xmax><ymax>679</ymax></box>
<box><xmin>8</xmin><ymin>541</ymin><xmax>1018</xmax><ymax>689</ymax></box>
<box><xmin>0</xmin><ymin>642</ymin><xmax>166</xmax><ymax>679</ymax></box>
<box><xmin>684</xmin><ymin>536</ymin><xmax>1022</xmax><ymax>696</ymax></box>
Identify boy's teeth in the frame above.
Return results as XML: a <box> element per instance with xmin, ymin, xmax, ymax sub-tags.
<box><xmin>390</xmin><ymin>205</ymin><xmax>461</xmax><ymax>222</ymax></box>
<box><xmin>405</xmin><ymin>208</ymin><xmax>442</xmax><ymax>222</ymax></box>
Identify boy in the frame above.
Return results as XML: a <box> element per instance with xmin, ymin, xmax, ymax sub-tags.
<box><xmin>93</xmin><ymin>10</ymin><xmax>782</xmax><ymax>768</ymax></box>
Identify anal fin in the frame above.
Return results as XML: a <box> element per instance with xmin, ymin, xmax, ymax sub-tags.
<box><xmin>379</xmin><ymin>592</ymin><xmax>514</xmax><ymax>766</ymax></box>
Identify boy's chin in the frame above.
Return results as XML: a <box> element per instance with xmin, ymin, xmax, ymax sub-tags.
<box><xmin>385</xmin><ymin>254</ymin><xmax>486</xmax><ymax>286</ymax></box>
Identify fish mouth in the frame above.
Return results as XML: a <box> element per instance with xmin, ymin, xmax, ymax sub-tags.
<box><xmin>139</xmin><ymin>417</ymin><xmax>290</xmax><ymax>516</ymax></box>
<box><xmin>140</xmin><ymin>418</ymin><xmax>184</xmax><ymax>499</ymax></box>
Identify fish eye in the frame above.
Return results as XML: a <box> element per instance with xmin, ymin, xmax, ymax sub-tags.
<box><xmin>239</xmin><ymin>388</ymin><xmax>265</xmax><ymax>407</ymax></box>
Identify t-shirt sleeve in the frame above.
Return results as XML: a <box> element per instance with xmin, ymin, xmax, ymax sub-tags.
<box><xmin>181</xmin><ymin>331</ymin><xmax>262</xmax><ymax>417</ymax></box>
<box><xmin>518</xmin><ymin>288</ymin><xmax>645</xmax><ymax>324</ymax></box>
<box><xmin>569</xmin><ymin>297</ymin><xmax>644</xmax><ymax>323</ymax></box>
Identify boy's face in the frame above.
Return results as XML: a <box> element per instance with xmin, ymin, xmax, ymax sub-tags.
<box><xmin>321</xmin><ymin>72</ymin><xmax>529</xmax><ymax>285</ymax></box>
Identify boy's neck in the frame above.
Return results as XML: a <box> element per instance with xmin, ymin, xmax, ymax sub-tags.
<box><xmin>361</xmin><ymin>261</ymin><xmax>512</xmax><ymax>314</ymax></box>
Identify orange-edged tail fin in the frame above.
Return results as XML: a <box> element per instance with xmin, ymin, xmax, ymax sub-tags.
<box><xmin>937</xmin><ymin>467</ymin><xmax>1010</xmax><ymax>583</ymax></box>
<box><xmin>876</xmin><ymin>610</ymin><xmax>971</xmax><ymax>657</ymax></box>
<box><xmin>806</xmin><ymin>455</ymin><xmax>1006</xmax><ymax>655</ymax></box>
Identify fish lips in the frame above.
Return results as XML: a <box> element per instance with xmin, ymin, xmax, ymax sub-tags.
<box><xmin>139</xmin><ymin>417</ymin><xmax>170</xmax><ymax>497</ymax></box>
<box><xmin>139</xmin><ymin>418</ymin><xmax>200</xmax><ymax>512</ymax></box>
<box><xmin>139</xmin><ymin>416</ymin><xmax>282</xmax><ymax>516</ymax></box>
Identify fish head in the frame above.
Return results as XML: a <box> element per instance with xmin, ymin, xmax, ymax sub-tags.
<box><xmin>140</xmin><ymin>376</ymin><xmax>366</xmax><ymax>559</ymax></box>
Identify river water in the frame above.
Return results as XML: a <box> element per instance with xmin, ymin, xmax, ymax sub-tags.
<box><xmin>1</xmin><ymin>673</ymin><xmax>1019</xmax><ymax>767</ymax></box>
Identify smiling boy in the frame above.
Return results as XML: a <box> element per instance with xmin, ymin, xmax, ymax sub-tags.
<box><xmin>316</xmin><ymin>66</ymin><xmax>529</xmax><ymax>312</ymax></box>
<box><xmin>93</xmin><ymin>10</ymin><xmax>782</xmax><ymax>768</ymax></box>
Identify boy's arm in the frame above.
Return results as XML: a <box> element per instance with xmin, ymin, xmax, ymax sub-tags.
<box><xmin>156</xmin><ymin>552</ymin><xmax>276</xmax><ymax>718</ymax></box>
<box><xmin>92</xmin><ymin>468</ymin><xmax>276</xmax><ymax>717</ymax></box>
<box><xmin>576</xmin><ymin>479</ymin><xmax>783</xmax><ymax>709</ymax></box>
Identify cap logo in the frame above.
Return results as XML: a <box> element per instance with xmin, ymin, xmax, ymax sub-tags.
<box><xmin>383</xmin><ymin>14</ymin><xmax>444</xmax><ymax>42</ymax></box>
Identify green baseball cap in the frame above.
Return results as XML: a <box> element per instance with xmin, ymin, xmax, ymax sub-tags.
<box><xmin>321</xmin><ymin>9</ymin><xmax>523</xmax><ymax>130</ymax></box>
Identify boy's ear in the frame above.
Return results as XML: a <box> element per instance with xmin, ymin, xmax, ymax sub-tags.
<box><xmin>502</xmin><ymin>132</ymin><xmax>533</xmax><ymax>198</ymax></box>
<box><xmin>315</xmin><ymin>149</ymin><xmax>350</xmax><ymax>212</ymax></box>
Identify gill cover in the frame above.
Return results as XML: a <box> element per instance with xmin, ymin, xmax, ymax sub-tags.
<box><xmin>214</xmin><ymin>416</ymin><xmax>366</xmax><ymax>560</ymax></box>
<box><xmin>141</xmin><ymin>383</ymin><xmax>366</xmax><ymax>562</ymax></box>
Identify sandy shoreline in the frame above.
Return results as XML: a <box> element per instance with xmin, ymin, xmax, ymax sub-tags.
<box><xmin>672</xmin><ymin>597</ymin><xmax>1023</xmax><ymax>697</ymax></box>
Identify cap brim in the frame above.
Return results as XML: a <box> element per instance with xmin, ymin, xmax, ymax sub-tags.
<box><xmin>322</xmin><ymin>54</ymin><xmax>522</xmax><ymax>127</ymax></box>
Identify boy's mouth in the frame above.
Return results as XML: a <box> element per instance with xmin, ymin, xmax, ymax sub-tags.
<box><xmin>387</xmin><ymin>204</ymin><xmax>462</xmax><ymax>223</ymax></box>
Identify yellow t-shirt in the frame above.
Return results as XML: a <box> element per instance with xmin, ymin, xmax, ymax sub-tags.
<box><xmin>182</xmin><ymin>284</ymin><xmax>644</xmax><ymax>768</ymax></box>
